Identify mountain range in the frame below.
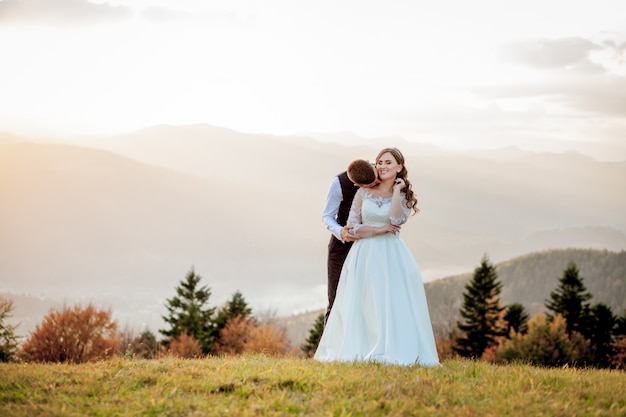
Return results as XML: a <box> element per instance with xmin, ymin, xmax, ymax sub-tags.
<box><xmin>1</xmin><ymin>124</ymin><xmax>625</xmax><ymax>339</ymax></box>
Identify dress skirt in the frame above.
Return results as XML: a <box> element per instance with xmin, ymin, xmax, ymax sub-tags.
<box><xmin>314</xmin><ymin>232</ymin><xmax>440</xmax><ymax>366</ymax></box>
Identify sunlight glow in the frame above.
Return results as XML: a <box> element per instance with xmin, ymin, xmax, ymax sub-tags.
<box><xmin>0</xmin><ymin>0</ymin><xmax>624</xmax><ymax>158</ymax></box>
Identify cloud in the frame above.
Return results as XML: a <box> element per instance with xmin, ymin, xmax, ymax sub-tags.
<box><xmin>499</xmin><ymin>37</ymin><xmax>603</xmax><ymax>71</ymax></box>
<box><xmin>601</xmin><ymin>40</ymin><xmax>626</xmax><ymax>70</ymax></box>
<box><xmin>486</xmin><ymin>37</ymin><xmax>626</xmax><ymax>117</ymax></box>
<box><xmin>0</xmin><ymin>0</ymin><xmax>132</xmax><ymax>24</ymax></box>
<box><xmin>371</xmin><ymin>100</ymin><xmax>626</xmax><ymax>161</ymax></box>
<box><xmin>558</xmin><ymin>75</ymin><xmax>626</xmax><ymax>117</ymax></box>
<box><xmin>471</xmin><ymin>75</ymin><xmax>626</xmax><ymax>119</ymax></box>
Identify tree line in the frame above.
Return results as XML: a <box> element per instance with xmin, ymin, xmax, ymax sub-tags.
<box><xmin>424</xmin><ymin>249</ymin><xmax>626</xmax><ymax>341</ymax></box>
<box><xmin>2</xmin><ymin>259</ymin><xmax>625</xmax><ymax>369</ymax></box>
<box><xmin>450</xmin><ymin>256</ymin><xmax>626</xmax><ymax>368</ymax></box>
<box><xmin>0</xmin><ymin>268</ymin><xmax>294</xmax><ymax>363</ymax></box>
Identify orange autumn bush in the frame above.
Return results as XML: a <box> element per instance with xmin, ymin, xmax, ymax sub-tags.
<box><xmin>19</xmin><ymin>304</ymin><xmax>118</xmax><ymax>363</ymax></box>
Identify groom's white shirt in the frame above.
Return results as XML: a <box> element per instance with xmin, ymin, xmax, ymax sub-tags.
<box><xmin>322</xmin><ymin>176</ymin><xmax>345</xmax><ymax>242</ymax></box>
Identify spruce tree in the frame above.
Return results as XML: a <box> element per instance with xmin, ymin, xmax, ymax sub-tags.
<box><xmin>301</xmin><ymin>313</ymin><xmax>325</xmax><ymax>358</ymax></box>
<box><xmin>0</xmin><ymin>298</ymin><xmax>20</xmax><ymax>362</ymax></box>
<box><xmin>545</xmin><ymin>261</ymin><xmax>592</xmax><ymax>337</ymax></box>
<box><xmin>213</xmin><ymin>290</ymin><xmax>253</xmax><ymax>341</ymax></box>
<box><xmin>160</xmin><ymin>268</ymin><xmax>216</xmax><ymax>354</ymax></box>
<box><xmin>454</xmin><ymin>255</ymin><xmax>505</xmax><ymax>358</ymax></box>
<box><xmin>586</xmin><ymin>303</ymin><xmax>617</xmax><ymax>368</ymax></box>
<box><xmin>503</xmin><ymin>303</ymin><xmax>530</xmax><ymax>336</ymax></box>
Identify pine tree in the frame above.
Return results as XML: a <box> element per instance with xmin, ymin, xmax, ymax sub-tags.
<box><xmin>586</xmin><ymin>303</ymin><xmax>617</xmax><ymax>368</ymax></box>
<box><xmin>301</xmin><ymin>313</ymin><xmax>325</xmax><ymax>358</ymax></box>
<box><xmin>503</xmin><ymin>303</ymin><xmax>530</xmax><ymax>336</ymax></box>
<box><xmin>160</xmin><ymin>268</ymin><xmax>216</xmax><ymax>354</ymax></box>
<box><xmin>213</xmin><ymin>290</ymin><xmax>253</xmax><ymax>342</ymax></box>
<box><xmin>0</xmin><ymin>298</ymin><xmax>20</xmax><ymax>362</ymax></box>
<box><xmin>545</xmin><ymin>261</ymin><xmax>592</xmax><ymax>337</ymax></box>
<box><xmin>454</xmin><ymin>255</ymin><xmax>505</xmax><ymax>358</ymax></box>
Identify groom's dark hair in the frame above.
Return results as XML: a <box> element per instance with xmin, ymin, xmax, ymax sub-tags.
<box><xmin>347</xmin><ymin>159</ymin><xmax>377</xmax><ymax>187</ymax></box>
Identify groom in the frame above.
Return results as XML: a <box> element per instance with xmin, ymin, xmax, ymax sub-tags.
<box><xmin>322</xmin><ymin>159</ymin><xmax>379</xmax><ymax>324</ymax></box>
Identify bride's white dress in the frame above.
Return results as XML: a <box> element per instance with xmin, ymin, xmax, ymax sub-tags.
<box><xmin>315</xmin><ymin>188</ymin><xmax>440</xmax><ymax>366</ymax></box>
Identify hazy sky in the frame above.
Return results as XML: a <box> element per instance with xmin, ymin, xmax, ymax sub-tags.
<box><xmin>1</xmin><ymin>0</ymin><xmax>625</xmax><ymax>158</ymax></box>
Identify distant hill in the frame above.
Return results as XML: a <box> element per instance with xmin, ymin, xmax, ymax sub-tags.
<box><xmin>424</xmin><ymin>248</ymin><xmax>626</xmax><ymax>337</ymax></box>
<box><xmin>79</xmin><ymin>123</ymin><xmax>626</xmax><ymax>274</ymax></box>
<box><xmin>0</xmin><ymin>141</ymin><xmax>326</xmax><ymax>311</ymax></box>
<box><xmin>0</xmin><ymin>132</ymin><xmax>21</xmax><ymax>145</ymax></box>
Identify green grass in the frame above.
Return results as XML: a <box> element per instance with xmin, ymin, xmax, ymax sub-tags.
<box><xmin>1</xmin><ymin>356</ymin><xmax>625</xmax><ymax>416</ymax></box>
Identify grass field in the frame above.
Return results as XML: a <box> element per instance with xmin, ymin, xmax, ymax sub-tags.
<box><xmin>1</xmin><ymin>356</ymin><xmax>625</xmax><ymax>416</ymax></box>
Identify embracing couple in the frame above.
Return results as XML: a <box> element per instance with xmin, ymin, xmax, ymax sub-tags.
<box><xmin>316</xmin><ymin>147</ymin><xmax>439</xmax><ymax>367</ymax></box>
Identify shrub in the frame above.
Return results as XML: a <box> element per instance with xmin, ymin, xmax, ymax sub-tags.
<box><xmin>168</xmin><ymin>332</ymin><xmax>202</xmax><ymax>358</ymax></box>
<box><xmin>609</xmin><ymin>336</ymin><xmax>626</xmax><ymax>370</ymax></box>
<box><xmin>215</xmin><ymin>315</ymin><xmax>290</xmax><ymax>356</ymax></box>
<box><xmin>435</xmin><ymin>330</ymin><xmax>461</xmax><ymax>361</ymax></box>
<box><xmin>19</xmin><ymin>304</ymin><xmax>118</xmax><ymax>363</ymax></box>
<box><xmin>495</xmin><ymin>314</ymin><xmax>591</xmax><ymax>367</ymax></box>
<box><xmin>124</xmin><ymin>329</ymin><xmax>160</xmax><ymax>359</ymax></box>
<box><xmin>215</xmin><ymin>315</ymin><xmax>253</xmax><ymax>355</ymax></box>
<box><xmin>244</xmin><ymin>322</ymin><xmax>289</xmax><ymax>356</ymax></box>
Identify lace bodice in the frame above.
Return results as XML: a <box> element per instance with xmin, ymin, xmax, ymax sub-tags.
<box><xmin>347</xmin><ymin>188</ymin><xmax>411</xmax><ymax>233</ymax></box>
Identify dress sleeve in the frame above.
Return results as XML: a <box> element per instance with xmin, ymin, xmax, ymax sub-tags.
<box><xmin>346</xmin><ymin>188</ymin><xmax>364</xmax><ymax>233</ymax></box>
<box><xmin>390</xmin><ymin>193</ymin><xmax>411</xmax><ymax>226</ymax></box>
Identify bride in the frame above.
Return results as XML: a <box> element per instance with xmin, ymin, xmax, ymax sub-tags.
<box><xmin>314</xmin><ymin>147</ymin><xmax>439</xmax><ymax>366</ymax></box>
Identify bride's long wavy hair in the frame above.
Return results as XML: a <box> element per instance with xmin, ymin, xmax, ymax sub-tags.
<box><xmin>375</xmin><ymin>147</ymin><xmax>419</xmax><ymax>215</ymax></box>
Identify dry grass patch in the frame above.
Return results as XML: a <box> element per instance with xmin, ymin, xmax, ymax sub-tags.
<box><xmin>1</xmin><ymin>356</ymin><xmax>625</xmax><ymax>416</ymax></box>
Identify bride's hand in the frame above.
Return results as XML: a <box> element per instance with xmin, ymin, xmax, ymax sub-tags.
<box><xmin>393</xmin><ymin>178</ymin><xmax>405</xmax><ymax>191</ymax></box>
<box><xmin>380</xmin><ymin>224</ymin><xmax>401</xmax><ymax>235</ymax></box>
<box><xmin>341</xmin><ymin>226</ymin><xmax>360</xmax><ymax>242</ymax></box>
